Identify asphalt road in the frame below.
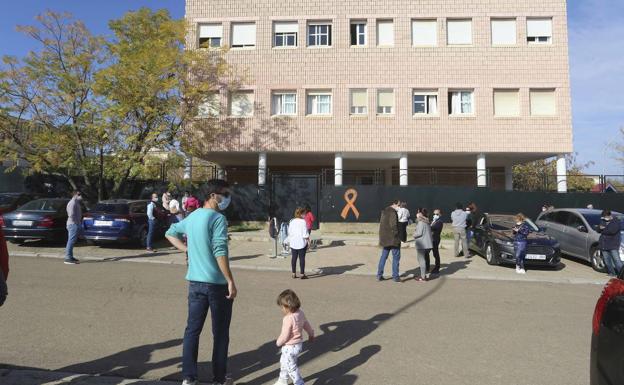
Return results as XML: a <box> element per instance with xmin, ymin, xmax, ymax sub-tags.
<box><xmin>0</xmin><ymin>256</ymin><xmax>603</xmax><ymax>385</ymax></box>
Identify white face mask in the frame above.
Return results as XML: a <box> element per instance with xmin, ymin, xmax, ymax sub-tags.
<box><xmin>433</xmin><ymin>214</ymin><xmax>440</xmax><ymax>220</ymax></box>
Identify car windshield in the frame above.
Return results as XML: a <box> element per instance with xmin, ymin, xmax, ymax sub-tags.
<box><xmin>18</xmin><ymin>199</ymin><xmax>66</xmax><ymax>212</ymax></box>
<box><xmin>0</xmin><ymin>195</ymin><xmax>17</xmax><ymax>205</ymax></box>
<box><xmin>490</xmin><ymin>216</ymin><xmax>540</xmax><ymax>232</ymax></box>
<box><xmin>91</xmin><ymin>203</ymin><xmax>129</xmax><ymax>215</ymax></box>
<box><xmin>583</xmin><ymin>212</ymin><xmax>624</xmax><ymax>229</ymax></box>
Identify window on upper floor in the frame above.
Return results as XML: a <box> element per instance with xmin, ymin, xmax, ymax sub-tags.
<box><xmin>527</xmin><ymin>18</ymin><xmax>552</xmax><ymax>44</ymax></box>
<box><xmin>308</xmin><ymin>22</ymin><xmax>332</xmax><ymax>47</ymax></box>
<box><xmin>447</xmin><ymin>19</ymin><xmax>472</xmax><ymax>45</ymax></box>
<box><xmin>413</xmin><ymin>90</ymin><xmax>438</xmax><ymax>115</ymax></box>
<box><xmin>273</xmin><ymin>21</ymin><xmax>298</xmax><ymax>48</ymax></box>
<box><xmin>231</xmin><ymin>22</ymin><xmax>256</xmax><ymax>48</ymax></box>
<box><xmin>491</xmin><ymin>19</ymin><xmax>517</xmax><ymax>45</ymax></box>
<box><xmin>449</xmin><ymin>90</ymin><xmax>474</xmax><ymax>115</ymax></box>
<box><xmin>350</xmin><ymin>89</ymin><xmax>368</xmax><ymax>115</ymax></box>
<box><xmin>272</xmin><ymin>91</ymin><xmax>297</xmax><ymax>116</ymax></box>
<box><xmin>306</xmin><ymin>90</ymin><xmax>332</xmax><ymax>115</ymax></box>
<box><xmin>198</xmin><ymin>24</ymin><xmax>222</xmax><ymax>48</ymax></box>
<box><xmin>229</xmin><ymin>91</ymin><xmax>254</xmax><ymax>117</ymax></box>
<box><xmin>350</xmin><ymin>21</ymin><xmax>367</xmax><ymax>46</ymax></box>
<box><xmin>376</xmin><ymin>20</ymin><xmax>394</xmax><ymax>46</ymax></box>
<box><xmin>530</xmin><ymin>89</ymin><xmax>556</xmax><ymax>116</ymax></box>
<box><xmin>198</xmin><ymin>93</ymin><xmax>220</xmax><ymax>117</ymax></box>
<box><xmin>412</xmin><ymin>19</ymin><xmax>437</xmax><ymax>46</ymax></box>
<box><xmin>377</xmin><ymin>89</ymin><xmax>394</xmax><ymax>115</ymax></box>
<box><xmin>493</xmin><ymin>89</ymin><xmax>520</xmax><ymax>116</ymax></box>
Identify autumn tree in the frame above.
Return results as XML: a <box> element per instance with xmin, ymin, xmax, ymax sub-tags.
<box><xmin>513</xmin><ymin>153</ymin><xmax>595</xmax><ymax>192</ymax></box>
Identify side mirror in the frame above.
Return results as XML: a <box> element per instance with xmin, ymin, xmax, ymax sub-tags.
<box><xmin>577</xmin><ymin>225</ymin><xmax>588</xmax><ymax>233</ymax></box>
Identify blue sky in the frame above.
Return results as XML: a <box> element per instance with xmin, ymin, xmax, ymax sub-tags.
<box><xmin>1</xmin><ymin>1</ymin><xmax>622</xmax><ymax>174</ymax></box>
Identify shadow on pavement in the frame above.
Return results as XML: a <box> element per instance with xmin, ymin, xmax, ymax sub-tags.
<box><xmin>230</xmin><ymin>254</ymin><xmax>263</xmax><ymax>262</ymax></box>
<box><xmin>309</xmin><ymin>264</ymin><xmax>365</xmax><ymax>278</ymax></box>
<box><xmin>403</xmin><ymin>259</ymin><xmax>471</xmax><ymax>280</ymax></box>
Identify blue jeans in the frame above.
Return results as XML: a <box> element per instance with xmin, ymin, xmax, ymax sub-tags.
<box><xmin>146</xmin><ymin>219</ymin><xmax>155</xmax><ymax>249</ymax></box>
<box><xmin>515</xmin><ymin>241</ymin><xmax>527</xmax><ymax>270</ymax></box>
<box><xmin>182</xmin><ymin>281</ymin><xmax>233</xmax><ymax>383</ymax></box>
<box><xmin>377</xmin><ymin>246</ymin><xmax>401</xmax><ymax>280</ymax></box>
<box><xmin>65</xmin><ymin>224</ymin><xmax>79</xmax><ymax>260</ymax></box>
<box><xmin>602</xmin><ymin>249</ymin><xmax>623</xmax><ymax>277</ymax></box>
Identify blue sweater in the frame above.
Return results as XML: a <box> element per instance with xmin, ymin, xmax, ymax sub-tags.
<box><xmin>513</xmin><ymin>222</ymin><xmax>531</xmax><ymax>242</ymax></box>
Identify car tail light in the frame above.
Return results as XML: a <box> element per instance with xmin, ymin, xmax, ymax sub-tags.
<box><xmin>115</xmin><ymin>216</ymin><xmax>131</xmax><ymax>223</ymax></box>
<box><xmin>38</xmin><ymin>216</ymin><xmax>55</xmax><ymax>228</ymax></box>
<box><xmin>593</xmin><ymin>278</ymin><xmax>624</xmax><ymax>336</ymax></box>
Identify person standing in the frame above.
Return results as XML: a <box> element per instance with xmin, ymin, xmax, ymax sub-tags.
<box><xmin>0</xmin><ymin>215</ymin><xmax>9</xmax><ymax>307</ymax></box>
<box><xmin>397</xmin><ymin>202</ymin><xmax>411</xmax><ymax>243</ymax></box>
<box><xmin>512</xmin><ymin>213</ymin><xmax>532</xmax><ymax>275</ymax></box>
<box><xmin>162</xmin><ymin>190</ymin><xmax>172</xmax><ymax>212</ymax></box>
<box><xmin>376</xmin><ymin>199</ymin><xmax>402</xmax><ymax>282</ymax></box>
<box><xmin>169</xmin><ymin>193</ymin><xmax>183</xmax><ymax>223</ymax></box>
<box><xmin>413</xmin><ymin>209</ymin><xmax>433</xmax><ymax>282</ymax></box>
<box><xmin>146</xmin><ymin>193</ymin><xmax>158</xmax><ymax>252</ymax></box>
<box><xmin>64</xmin><ymin>190</ymin><xmax>83</xmax><ymax>265</ymax></box>
<box><xmin>289</xmin><ymin>208</ymin><xmax>310</xmax><ymax>279</ymax></box>
<box><xmin>425</xmin><ymin>209</ymin><xmax>443</xmax><ymax>275</ymax></box>
<box><xmin>184</xmin><ymin>193</ymin><xmax>200</xmax><ymax>214</ymax></box>
<box><xmin>598</xmin><ymin>210</ymin><xmax>623</xmax><ymax>277</ymax></box>
<box><xmin>451</xmin><ymin>203</ymin><xmax>470</xmax><ymax>258</ymax></box>
<box><xmin>165</xmin><ymin>179</ymin><xmax>237</xmax><ymax>385</ymax></box>
<box><xmin>182</xmin><ymin>191</ymin><xmax>190</xmax><ymax>212</ymax></box>
<box><xmin>303</xmin><ymin>204</ymin><xmax>316</xmax><ymax>249</ymax></box>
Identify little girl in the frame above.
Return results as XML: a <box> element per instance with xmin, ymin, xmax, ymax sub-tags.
<box><xmin>274</xmin><ymin>289</ymin><xmax>315</xmax><ymax>385</ymax></box>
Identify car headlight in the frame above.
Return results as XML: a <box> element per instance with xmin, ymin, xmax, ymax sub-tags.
<box><xmin>495</xmin><ymin>239</ymin><xmax>514</xmax><ymax>247</ymax></box>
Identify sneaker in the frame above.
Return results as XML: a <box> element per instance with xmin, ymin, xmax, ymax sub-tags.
<box><xmin>518</xmin><ymin>268</ymin><xmax>526</xmax><ymax>274</ymax></box>
<box><xmin>182</xmin><ymin>379</ymin><xmax>198</xmax><ymax>385</ymax></box>
<box><xmin>393</xmin><ymin>277</ymin><xmax>401</xmax><ymax>283</ymax></box>
<box><xmin>377</xmin><ymin>276</ymin><xmax>384</xmax><ymax>282</ymax></box>
<box><xmin>272</xmin><ymin>379</ymin><xmax>288</xmax><ymax>385</ymax></box>
<box><xmin>64</xmin><ymin>258</ymin><xmax>80</xmax><ymax>265</ymax></box>
<box><xmin>146</xmin><ymin>248</ymin><xmax>156</xmax><ymax>252</ymax></box>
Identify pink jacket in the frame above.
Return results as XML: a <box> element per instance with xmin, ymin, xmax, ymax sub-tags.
<box><xmin>276</xmin><ymin>309</ymin><xmax>314</xmax><ymax>347</ymax></box>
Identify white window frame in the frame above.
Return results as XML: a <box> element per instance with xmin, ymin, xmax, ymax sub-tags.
<box><xmin>307</xmin><ymin>22</ymin><xmax>332</xmax><ymax>47</ymax></box>
<box><xmin>349</xmin><ymin>89</ymin><xmax>368</xmax><ymax>115</ymax></box>
<box><xmin>490</xmin><ymin>18</ymin><xmax>517</xmax><ymax>46</ymax></box>
<box><xmin>411</xmin><ymin>19</ymin><xmax>438</xmax><ymax>47</ymax></box>
<box><xmin>306</xmin><ymin>91</ymin><xmax>332</xmax><ymax>115</ymax></box>
<box><xmin>273</xmin><ymin>21</ymin><xmax>298</xmax><ymax>48</ymax></box>
<box><xmin>350</xmin><ymin>21</ymin><xmax>367</xmax><ymax>46</ymax></box>
<box><xmin>229</xmin><ymin>90</ymin><xmax>255</xmax><ymax>117</ymax></box>
<box><xmin>198</xmin><ymin>24</ymin><xmax>223</xmax><ymax>48</ymax></box>
<box><xmin>230</xmin><ymin>22</ymin><xmax>256</xmax><ymax>48</ymax></box>
<box><xmin>376</xmin><ymin>19</ymin><xmax>394</xmax><ymax>46</ymax></box>
<box><xmin>447</xmin><ymin>19</ymin><xmax>473</xmax><ymax>45</ymax></box>
<box><xmin>527</xmin><ymin>18</ymin><xmax>553</xmax><ymax>45</ymax></box>
<box><xmin>376</xmin><ymin>89</ymin><xmax>394</xmax><ymax>115</ymax></box>
<box><xmin>412</xmin><ymin>90</ymin><xmax>438</xmax><ymax>115</ymax></box>
<box><xmin>449</xmin><ymin>90</ymin><xmax>474</xmax><ymax>115</ymax></box>
<box><xmin>272</xmin><ymin>92</ymin><xmax>297</xmax><ymax>116</ymax></box>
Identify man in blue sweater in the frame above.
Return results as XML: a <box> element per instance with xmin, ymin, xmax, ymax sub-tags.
<box><xmin>166</xmin><ymin>179</ymin><xmax>237</xmax><ymax>385</ymax></box>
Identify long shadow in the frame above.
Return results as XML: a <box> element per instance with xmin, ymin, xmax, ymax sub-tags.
<box><xmin>314</xmin><ymin>240</ymin><xmax>346</xmax><ymax>250</ymax></box>
<box><xmin>305</xmin><ymin>345</ymin><xmax>381</xmax><ymax>385</ymax></box>
<box><xmin>403</xmin><ymin>259</ymin><xmax>471</xmax><ymax>279</ymax></box>
<box><xmin>230</xmin><ymin>254</ymin><xmax>263</xmax><ymax>262</ymax></box>
<box><xmin>82</xmin><ymin>251</ymin><xmax>173</xmax><ymax>263</ymax></box>
<box><xmin>308</xmin><ymin>264</ymin><xmax>365</xmax><ymax>278</ymax></box>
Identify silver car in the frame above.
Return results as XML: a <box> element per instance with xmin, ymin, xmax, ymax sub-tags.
<box><xmin>536</xmin><ymin>209</ymin><xmax>624</xmax><ymax>272</ymax></box>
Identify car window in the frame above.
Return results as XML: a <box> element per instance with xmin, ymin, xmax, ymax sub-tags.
<box><xmin>130</xmin><ymin>203</ymin><xmax>146</xmax><ymax>214</ymax></box>
<box><xmin>0</xmin><ymin>195</ymin><xmax>17</xmax><ymax>205</ymax></box>
<box><xmin>539</xmin><ymin>212</ymin><xmax>554</xmax><ymax>222</ymax></box>
<box><xmin>553</xmin><ymin>211</ymin><xmax>571</xmax><ymax>225</ymax></box>
<box><xmin>566</xmin><ymin>213</ymin><xmax>585</xmax><ymax>229</ymax></box>
<box><xmin>19</xmin><ymin>199</ymin><xmax>66</xmax><ymax>212</ymax></box>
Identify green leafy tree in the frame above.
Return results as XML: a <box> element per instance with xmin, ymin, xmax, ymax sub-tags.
<box><xmin>513</xmin><ymin>153</ymin><xmax>595</xmax><ymax>192</ymax></box>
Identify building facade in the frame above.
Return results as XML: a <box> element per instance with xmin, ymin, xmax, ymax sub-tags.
<box><xmin>185</xmin><ymin>0</ymin><xmax>573</xmax><ymax>191</ymax></box>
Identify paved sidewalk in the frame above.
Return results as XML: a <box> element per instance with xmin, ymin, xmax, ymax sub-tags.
<box><xmin>0</xmin><ymin>368</ymin><xmax>179</xmax><ymax>385</ymax></box>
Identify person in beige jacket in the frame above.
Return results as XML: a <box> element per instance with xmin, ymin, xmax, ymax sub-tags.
<box><xmin>413</xmin><ymin>209</ymin><xmax>433</xmax><ymax>282</ymax></box>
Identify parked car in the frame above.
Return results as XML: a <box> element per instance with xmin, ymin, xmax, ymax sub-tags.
<box><xmin>82</xmin><ymin>199</ymin><xmax>168</xmax><ymax>247</ymax></box>
<box><xmin>536</xmin><ymin>209</ymin><xmax>624</xmax><ymax>272</ymax></box>
<box><xmin>1</xmin><ymin>198</ymin><xmax>70</xmax><ymax>244</ymax></box>
<box><xmin>590</xmin><ymin>266</ymin><xmax>624</xmax><ymax>385</ymax></box>
<box><xmin>0</xmin><ymin>193</ymin><xmax>34</xmax><ymax>215</ymax></box>
<box><xmin>470</xmin><ymin>213</ymin><xmax>561</xmax><ymax>267</ymax></box>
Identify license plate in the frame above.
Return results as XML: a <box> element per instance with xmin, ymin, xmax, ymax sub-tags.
<box><xmin>526</xmin><ymin>254</ymin><xmax>546</xmax><ymax>260</ymax></box>
<box><xmin>12</xmin><ymin>220</ymin><xmax>33</xmax><ymax>227</ymax></box>
<box><xmin>94</xmin><ymin>220</ymin><xmax>113</xmax><ymax>227</ymax></box>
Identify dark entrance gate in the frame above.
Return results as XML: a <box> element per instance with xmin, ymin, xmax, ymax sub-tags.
<box><xmin>270</xmin><ymin>173</ymin><xmax>320</xmax><ymax>227</ymax></box>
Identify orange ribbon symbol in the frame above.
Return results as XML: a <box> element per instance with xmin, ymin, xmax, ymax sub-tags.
<box><xmin>340</xmin><ymin>188</ymin><xmax>360</xmax><ymax>220</ymax></box>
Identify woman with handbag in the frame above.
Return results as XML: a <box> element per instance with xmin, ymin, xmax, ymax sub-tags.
<box><xmin>288</xmin><ymin>207</ymin><xmax>310</xmax><ymax>279</ymax></box>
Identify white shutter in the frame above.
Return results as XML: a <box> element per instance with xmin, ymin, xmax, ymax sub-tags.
<box><xmin>274</xmin><ymin>21</ymin><xmax>298</xmax><ymax>34</ymax></box>
<box><xmin>231</xmin><ymin>91</ymin><xmax>254</xmax><ymax>116</ymax></box>
<box><xmin>378</xmin><ymin>90</ymin><xmax>394</xmax><ymax>108</ymax></box>
<box><xmin>377</xmin><ymin>20</ymin><xmax>394</xmax><ymax>46</ymax></box>
<box><xmin>231</xmin><ymin>23</ymin><xmax>256</xmax><ymax>46</ymax></box>
<box><xmin>447</xmin><ymin>19</ymin><xmax>472</xmax><ymax>45</ymax></box>
<box><xmin>412</xmin><ymin>20</ymin><xmax>437</xmax><ymax>46</ymax></box>
<box><xmin>199</xmin><ymin>24</ymin><xmax>222</xmax><ymax>39</ymax></box>
<box><xmin>494</xmin><ymin>90</ymin><xmax>520</xmax><ymax>116</ymax></box>
<box><xmin>530</xmin><ymin>90</ymin><xmax>556</xmax><ymax>116</ymax></box>
<box><xmin>491</xmin><ymin>19</ymin><xmax>516</xmax><ymax>45</ymax></box>
<box><xmin>527</xmin><ymin>18</ymin><xmax>552</xmax><ymax>38</ymax></box>
<box><xmin>351</xmin><ymin>89</ymin><xmax>367</xmax><ymax>108</ymax></box>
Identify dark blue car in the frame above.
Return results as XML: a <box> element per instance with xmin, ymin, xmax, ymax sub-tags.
<box><xmin>83</xmin><ymin>199</ymin><xmax>167</xmax><ymax>247</ymax></box>
<box><xmin>1</xmin><ymin>198</ymin><xmax>70</xmax><ymax>244</ymax></box>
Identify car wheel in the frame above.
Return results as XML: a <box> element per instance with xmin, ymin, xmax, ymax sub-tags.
<box><xmin>590</xmin><ymin>247</ymin><xmax>607</xmax><ymax>273</ymax></box>
<box><xmin>485</xmin><ymin>243</ymin><xmax>499</xmax><ymax>265</ymax></box>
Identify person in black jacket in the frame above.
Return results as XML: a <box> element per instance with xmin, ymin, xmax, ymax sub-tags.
<box><xmin>425</xmin><ymin>209</ymin><xmax>443</xmax><ymax>275</ymax></box>
<box><xmin>598</xmin><ymin>210</ymin><xmax>623</xmax><ymax>276</ymax></box>
<box><xmin>377</xmin><ymin>200</ymin><xmax>402</xmax><ymax>282</ymax></box>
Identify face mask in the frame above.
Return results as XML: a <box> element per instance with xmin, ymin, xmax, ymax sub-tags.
<box><xmin>152</xmin><ymin>197</ymin><xmax>158</xmax><ymax>202</ymax></box>
<box><xmin>516</xmin><ymin>221</ymin><xmax>522</xmax><ymax>226</ymax></box>
<box><xmin>76</xmin><ymin>195</ymin><xmax>83</xmax><ymax>201</ymax></box>
<box><xmin>217</xmin><ymin>194</ymin><xmax>231</xmax><ymax>211</ymax></box>
<box><xmin>433</xmin><ymin>214</ymin><xmax>440</xmax><ymax>219</ymax></box>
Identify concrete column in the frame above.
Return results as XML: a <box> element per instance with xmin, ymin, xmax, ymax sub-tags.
<box><xmin>183</xmin><ymin>156</ymin><xmax>192</xmax><ymax>180</ymax></box>
<box><xmin>476</xmin><ymin>153</ymin><xmax>487</xmax><ymax>187</ymax></box>
<box><xmin>399</xmin><ymin>153</ymin><xmax>408</xmax><ymax>186</ymax></box>
<box><xmin>504</xmin><ymin>165</ymin><xmax>513</xmax><ymax>191</ymax></box>
<box><xmin>258</xmin><ymin>152</ymin><xmax>267</xmax><ymax>186</ymax></box>
<box><xmin>556</xmin><ymin>154</ymin><xmax>567</xmax><ymax>193</ymax></box>
<box><xmin>334</xmin><ymin>153</ymin><xmax>343</xmax><ymax>186</ymax></box>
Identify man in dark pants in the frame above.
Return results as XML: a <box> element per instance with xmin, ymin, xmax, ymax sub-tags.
<box><xmin>166</xmin><ymin>180</ymin><xmax>237</xmax><ymax>385</ymax></box>
<box><xmin>598</xmin><ymin>210</ymin><xmax>623</xmax><ymax>277</ymax></box>
<box><xmin>377</xmin><ymin>199</ymin><xmax>402</xmax><ymax>282</ymax></box>
<box><xmin>426</xmin><ymin>209</ymin><xmax>443</xmax><ymax>274</ymax></box>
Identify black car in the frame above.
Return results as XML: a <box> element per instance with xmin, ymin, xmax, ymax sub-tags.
<box><xmin>591</xmin><ymin>267</ymin><xmax>624</xmax><ymax>384</ymax></box>
<box><xmin>0</xmin><ymin>193</ymin><xmax>34</xmax><ymax>215</ymax></box>
<box><xmin>1</xmin><ymin>198</ymin><xmax>70</xmax><ymax>244</ymax></box>
<box><xmin>470</xmin><ymin>214</ymin><xmax>561</xmax><ymax>267</ymax></box>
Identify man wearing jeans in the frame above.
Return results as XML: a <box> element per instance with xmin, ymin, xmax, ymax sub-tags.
<box><xmin>377</xmin><ymin>199</ymin><xmax>402</xmax><ymax>282</ymax></box>
<box><xmin>64</xmin><ymin>191</ymin><xmax>82</xmax><ymax>264</ymax></box>
<box><xmin>166</xmin><ymin>179</ymin><xmax>237</xmax><ymax>385</ymax></box>
<box><xmin>146</xmin><ymin>193</ymin><xmax>158</xmax><ymax>252</ymax></box>
<box><xmin>451</xmin><ymin>202</ymin><xmax>471</xmax><ymax>258</ymax></box>
<box><xmin>598</xmin><ymin>210</ymin><xmax>623</xmax><ymax>277</ymax></box>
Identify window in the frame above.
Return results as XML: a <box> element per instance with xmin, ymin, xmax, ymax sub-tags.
<box><xmin>274</xmin><ymin>21</ymin><xmax>298</xmax><ymax>47</ymax></box>
<box><xmin>231</xmin><ymin>22</ymin><xmax>256</xmax><ymax>48</ymax></box>
<box><xmin>308</xmin><ymin>22</ymin><xmax>332</xmax><ymax>47</ymax></box>
<box><xmin>566</xmin><ymin>213</ymin><xmax>585</xmax><ymax>229</ymax></box>
<box><xmin>198</xmin><ymin>93</ymin><xmax>220</xmax><ymax>117</ymax></box>
<box><xmin>306</xmin><ymin>90</ymin><xmax>332</xmax><ymax>115</ymax></box>
<box><xmin>530</xmin><ymin>89</ymin><xmax>556</xmax><ymax>116</ymax></box>
<box><xmin>493</xmin><ymin>89</ymin><xmax>520</xmax><ymax>116</ymax></box>
<box><xmin>491</xmin><ymin>19</ymin><xmax>516</xmax><ymax>45</ymax></box>
<box><xmin>412</xmin><ymin>20</ymin><xmax>437</xmax><ymax>46</ymax></box>
<box><xmin>447</xmin><ymin>19</ymin><xmax>472</xmax><ymax>45</ymax></box>
<box><xmin>350</xmin><ymin>89</ymin><xmax>367</xmax><ymax>115</ymax></box>
<box><xmin>272</xmin><ymin>92</ymin><xmax>297</xmax><ymax>116</ymax></box>
<box><xmin>553</xmin><ymin>211</ymin><xmax>571</xmax><ymax>225</ymax></box>
<box><xmin>412</xmin><ymin>90</ymin><xmax>438</xmax><ymax>115</ymax></box>
<box><xmin>377</xmin><ymin>89</ymin><xmax>394</xmax><ymax>115</ymax></box>
<box><xmin>527</xmin><ymin>18</ymin><xmax>552</xmax><ymax>44</ymax></box>
<box><xmin>350</xmin><ymin>21</ymin><xmax>367</xmax><ymax>46</ymax></box>
<box><xmin>198</xmin><ymin>24</ymin><xmax>222</xmax><ymax>48</ymax></box>
<box><xmin>230</xmin><ymin>91</ymin><xmax>254</xmax><ymax>117</ymax></box>
<box><xmin>449</xmin><ymin>91</ymin><xmax>474</xmax><ymax>115</ymax></box>
<box><xmin>376</xmin><ymin>20</ymin><xmax>394</xmax><ymax>46</ymax></box>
